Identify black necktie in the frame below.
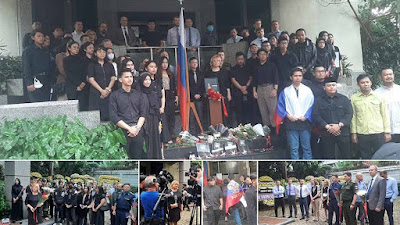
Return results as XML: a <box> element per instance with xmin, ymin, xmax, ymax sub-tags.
<box><xmin>295</xmin><ymin>88</ymin><xmax>299</xmax><ymax>97</ymax></box>
<box><xmin>300</xmin><ymin>185</ymin><xmax>303</xmax><ymax>198</ymax></box>
<box><xmin>233</xmin><ymin>37</ymin><xmax>236</xmax><ymax>43</ymax></box>
<box><xmin>124</xmin><ymin>27</ymin><xmax>129</xmax><ymax>43</ymax></box>
<box><xmin>189</xmin><ymin>28</ymin><xmax>192</xmax><ymax>46</ymax></box>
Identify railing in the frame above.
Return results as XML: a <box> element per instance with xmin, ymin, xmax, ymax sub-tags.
<box><xmin>125</xmin><ymin>45</ymin><xmax>223</xmax><ymax>70</ymax></box>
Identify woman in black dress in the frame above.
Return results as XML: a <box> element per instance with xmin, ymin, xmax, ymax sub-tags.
<box><xmin>92</xmin><ymin>186</ymin><xmax>106</xmax><ymax>225</ymax></box>
<box><xmin>167</xmin><ymin>180</ymin><xmax>183</xmax><ymax>225</ymax></box>
<box><xmin>88</xmin><ymin>46</ymin><xmax>116</xmax><ymax>121</ymax></box>
<box><xmin>139</xmin><ymin>72</ymin><xmax>162</xmax><ymax>159</ymax></box>
<box><xmin>205</xmin><ymin>55</ymin><xmax>232</xmax><ymax>127</ymax></box>
<box><xmin>322</xmin><ymin>179</ymin><xmax>330</xmax><ymax>222</ymax></box>
<box><xmin>145</xmin><ymin>60</ymin><xmax>171</xmax><ymax>144</ymax></box>
<box><xmin>157</xmin><ymin>57</ymin><xmax>177</xmax><ymax>141</ymax></box>
<box><xmin>25</xmin><ymin>184</ymin><xmax>43</xmax><ymax>225</ymax></box>
<box><xmin>11</xmin><ymin>178</ymin><xmax>24</xmax><ymax>222</ymax></box>
<box><xmin>316</xmin><ymin>38</ymin><xmax>333</xmax><ymax>75</ymax></box>
<box><xmin>77</xmin><ymin>186</ymin><xmax>91</xmax><ymax>225</ymax></box>
<box><xmin>64</xmin><ymin>41</ymin><xmax>89</xmax><ymax>111</ymax></box>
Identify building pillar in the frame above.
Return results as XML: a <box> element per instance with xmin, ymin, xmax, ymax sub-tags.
<box><xmin>4</xmin><ymin>161</ymin><xmax>31</xmax><ymax>219</ymax></box>
<box><xmin>17</xmin><ymin>0</ymin><xmax>32</xmax><ymax>55</ymax></box>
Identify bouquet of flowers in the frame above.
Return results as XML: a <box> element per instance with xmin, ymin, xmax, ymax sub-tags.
<box><xmin>37</xmin><ymin>193</ymin><xmax>49</xmax><ymax>206</ymax></box>
<box><xmin>42</xmin><ymin>187</ymin><xmax>55</xmax><ymax>194</ymax></box>
<box><xmin>207</xmin><ymin>87</ymin><xmax>228</xmax><ymax>117</ymax></box>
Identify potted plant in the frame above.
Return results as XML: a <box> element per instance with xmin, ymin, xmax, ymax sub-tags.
<box><xmin>0</xmin><ymin>55</ymin><xmax>24</xmax><ymax>96</ymax></box>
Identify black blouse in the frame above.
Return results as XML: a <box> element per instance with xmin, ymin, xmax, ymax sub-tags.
<box><xmin>64</xmin><ymin>55</ymin><xmax>86</xmax><ymax>87</ymax></box>
<box><xmin>12</xmin><ymin>184</ymin><xmax>23</xmax><ymax>199</ymax></box>
<box><xmin>25</xmin><ymin>193</ymin><xmax>42</xmax><ymax>208</ymax></box>
<box><xmin>88</xmin><ymin>61</ymin><xmax>115</xmax><ymax>93</ymax></box>
<box><xmin>205</xmin><ymin>69</ymin><xmax>230</xmax><ymax>97</ymax></box>
<box><xmin>167</xmin><ymin>190</ymin><xmax>182</xmax><ymax>209</ymax></box>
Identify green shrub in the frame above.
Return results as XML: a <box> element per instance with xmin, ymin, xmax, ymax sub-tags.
<box><xmin>0</xmin><ymin>116</ymin><xmax>128</xmax><ymax>159</ymax></box>
<box><xmin>0</xmin><ymin>181</ymin><xmax>10</xmax><ymax>219</ymax></box>
<box><xmin>0</xmin><ymin>55</ymin><xmax>23</xmax><ymax>95</ymax></box>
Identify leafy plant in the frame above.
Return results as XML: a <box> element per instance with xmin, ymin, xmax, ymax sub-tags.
<box><xmin>0</xmin><ymin>115</ymin><xmax>128</xmax><ymax>160</ymax></box>
<box><xmin>0</xmin><ymin>55</ymin><xmax>23</xmax><ymax>94</ymax></box>
<box><xmin>341</xmin><ymin>55</ymin><xmax>353</xmax><ymax>77</ymax></box>
<box><xmin>0</xmin><ymin>181</ymin><xmax>10</xmax><ymax>219</ymax></box>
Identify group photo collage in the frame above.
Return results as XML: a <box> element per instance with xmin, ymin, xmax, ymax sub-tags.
<box><xmin>0</xmin><ymin>0</ymin><xmax>399</xmax><ymax>224</ymax></box>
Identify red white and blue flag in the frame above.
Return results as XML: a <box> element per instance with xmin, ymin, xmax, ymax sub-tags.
<box><xmin>225</xmin><ymin>180</ymin><xmax>245</xmax><ymax>213</ymax></box>
<box><xmin>203</xmin><ymin>161</ymin><xmax>208</xmax><ymax>187</ymax></box>
<box><xmin>177</xmin><ymin>7</ymin><xmax>189</xmax><ymax>130</ymax></box>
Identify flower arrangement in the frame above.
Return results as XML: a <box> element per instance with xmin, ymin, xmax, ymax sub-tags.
<box><xmin>207</xmin><ymin>87</ymin><xmax>228</xmax><ymax>117</ymax></box>
<box><xmin>30</xmin><ymin>172</ymin><xmax>42</xmax><ymax>178</ymax></box>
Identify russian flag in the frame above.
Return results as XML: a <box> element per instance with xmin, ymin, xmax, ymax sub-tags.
<box><xmin>177</xmin><ymin>7</ymin><xmax>189</xmax><ymax>131</ymax></box>
<box><xmin>203</xmin><ymin>161</ymin><xmax>208</xmax><ymax>187</ymax></box>
<box><xmin>225</xmin><ymin>181</ymin><xmax>245</xmax><ymax>213</ymax></box>
<box><xmin>273</xmin><ymin>91</ymin><xmax>286</xmax><ymax>134</ymax></box>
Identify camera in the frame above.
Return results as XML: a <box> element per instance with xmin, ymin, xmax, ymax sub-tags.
<box><xmin>156</xmin><ymin>169</ymin><xmax>174</xmax><ymax>192</ymax></box>
<box><xmin>185</xmin><ymin>164</ymin><xmax>199</xmax><ymax>186</ymax></box>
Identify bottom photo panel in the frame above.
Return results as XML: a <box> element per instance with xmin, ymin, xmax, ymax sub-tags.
<box><xmin>258</xmin><ymin>161</ymin><xmax>400</xmax><ymax>225</ymax></box>
<box><xmin>2</xmin><ymin>161</ymin><xmax>139</xmax><ymax>225</ymax></box>
<box><xmin>203</xmin><ymin>161</ymin><xmax>258</xmax><ymax>225</ymax></box>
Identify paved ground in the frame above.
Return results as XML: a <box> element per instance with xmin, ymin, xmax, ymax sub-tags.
<box><xmin>259</xmin><ymin>198</ymin><xmax>400</xmax><ymax>225</ymax></box>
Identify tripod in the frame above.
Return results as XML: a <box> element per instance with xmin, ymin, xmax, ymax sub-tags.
<box><xmin>189</xmin><ymin>200</ymin><xmax>200</xmax><ymax>225</ymax></box>
<box><xmin>149</xmin><ymin>187</ymin><xmax>168</xmax><ymax>225</ymax></box>
<box><xmin>189</xmin><ymin>184</ymin><xmax>201</xmax><ymax>225</ymax></box>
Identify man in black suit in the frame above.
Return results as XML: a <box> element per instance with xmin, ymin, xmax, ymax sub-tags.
<box><xmin>365</xmin><ymin>165</ymin><xmax>387</xmax><ymax>225</ymax></box>
<box><xmin>188</xmin><ymin>57</ymin><xmax>205</xmax><ymax>135</ymax></box>
<box><xmin>113</xmin><ymin>16</ymin><xmax>138</xmax><ymax>47</ymax></box>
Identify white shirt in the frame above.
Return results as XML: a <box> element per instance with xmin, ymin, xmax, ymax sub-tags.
<box><xmin>375</xmin><ymin>84</ymin><xmax>400</xmax><ymax>134</ymax></box>
<box><xmin>368</xmin><ymin>174</ymin><xmax>379</xmax><ymax>192</ymax></box>
<box><xmin>167</xmin><ymin>26</ymin><xmax>179</xmax><ymax>46</ymax></box>
<box><xmin>121</xmin><ymin>26</ymin><xmax>130</xmax><ymax>46</ymax></box>
<box><xmin>272</xmin><ymin>185</ymin><xmax>285</xmax><ymax>198</ymax></box>
<box><xmin>297</xmin><ymin>184</ymin><xmax>310</xmax><ymax>198</ymax></box>
<box><xmin>72</xmin><ymin>31</ymin><xmax>83</xmax><ymax>46</ymax></box>
<box><xmin>185</xmin><ymin>27</ymin><xmax>201</xmax><ymax>47</ymax></box>
<box><xmin>226</xmin><ymin>35</ymin><xmax>243</xmax><ymax>44</ymax></box>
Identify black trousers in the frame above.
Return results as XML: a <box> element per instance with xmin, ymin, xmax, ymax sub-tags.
<box><xmin>65</xmin><ymin>207</ymin><xmax>77</xmax><ymax>225</ymax></box>
<box><xmin>355</xmin><ymin>201</ymin><xmax>365</xmax><ymax>225</ymax></box>
<box><xmin>165</xmin><ymin>90</ymin><xmax>176</xmax><ymax>139</ymax></box>
<box><xmin>27</xmin><ymin>85</ymin><xmax>51</xmax><ymax>102</ymax></box>
<box><xmin>274</xmin><ymin>197</ymin><xmax>285</xmax><ymax>216</ymax></box>
<box><xmin>390</xmin><ymin>134</ymin><xmax>400</xmax><ymax>143</ymax></box>
<box><xmin>189</xmin><ymin>100</ymin><xmax>204</xmax><ymax>135</ymax></box>
<box><xmin>232</xmin><ymin>94</ymin><xmax>252</xmax><ymax>126</ymax></box>
<box><xmin>287</xmin><ymin>196</ymin><xmax>297</xmax><ymax>217</ymax></box>
<box><xmin>321</xmin><ymin>135</ymin><xmax>351</xmax><ymax>159</ymax></box>
<box><xmin>311</xmin><ymin>133</ymin><xmax>322</xmax><ymax>159</ymax></box>
<box><xmin>357</xmin><ymin>133</ymin><xmax>385</xmax><ymax>159</ymax></box>
<box><xmin>328</xmin><ymin>200</ymin><xmax>339</xmax><ymax>225</ymax></box>
<box><xmin>124</xmin><ymin>130</ymin><xmax>145</xmax><ymax>159</ymax></box>
<box><xmin>367</xmin><ymin>206</ymin><xmax>384</xmax><ymax>225</ymax></box>
<box><xmin>206</xmin><ymin>209</ymin><xmax>221</xmax><ymax>225</ymax></box>
<box><xmin>66</xmin><ymin>83</ymin><xmax>89</xmax><ymax>111</ymax></box>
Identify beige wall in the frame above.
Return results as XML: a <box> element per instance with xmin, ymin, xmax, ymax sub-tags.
<box><xmin>271</xmin><ymin>0</ymin><xmax>364</xmax><ymax>71</ymax></box>
<box><xmin>0</xmin><ymin>0</ymin><xmax>19</xmax><ymax>56</ymax></box>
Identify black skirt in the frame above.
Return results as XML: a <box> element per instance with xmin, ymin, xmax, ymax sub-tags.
<box><xmin>11</xmin><ymin>199</ymin><xmax>23</xmax><ymax>221</ymax></box>
<box><xmin>144</xmin><ymin>113</ymin><xmax>162</xmax><ymax>159</ymax></box>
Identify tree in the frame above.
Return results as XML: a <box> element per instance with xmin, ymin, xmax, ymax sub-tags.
<box><xmin>354</xmin><ymin>0</ymin><xmax>400</xmax><ymax>86</ymax></box>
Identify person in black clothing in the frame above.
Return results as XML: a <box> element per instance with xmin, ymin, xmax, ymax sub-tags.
<box><xmin>201</xmin><ymin>22</ymin><xmax>218</xmax><ymax>46</ymax></box>
<box><xmin>156</xmin><ymin>57</ymin><xmax>177</xmax><ymax>141</ymax></box>
<box><xmin>50</xmin><ymin>26</ymin><xmax>64</xmax><ymax>53</ymax></box>
<box><xmin>96</xmin><ymin>22</ymin><xmax>110</xmax><ymax>46</ymax></box>
<box><xmin>88</xmin><ymin>45</ymin><xmax>116</xmax><ymax>121</ymax></box>
<box><xmin>312</xmin><ymin>78</ymin><xmax>353</xmax><ymax>159</ymax></box>
<box><xmin>240</xmin><ymin>27</ymin><xmax>252</xmax><ymax>44</ymax></box>
<box><xmin>64</xmin><ymin>41</ymin><xmax>89</xmax><ymax>111</ymax></box>
<box><xmin>230</xmin><ymin>52</ymin><xmax>253</xmax><ymax>125</ymax></box>
<box><xmin>327</xmin><ymin>33</ymin><xmax>343</xmax><ymax>79</ymax></box>
<box><xmin>167</xmin><ymin>181</ymin><xmax>183</xmax><ymax>225</ymax></box>
<box><xmin>293</xmin><ymin>28</ymin><xmax>317</xmax><ymax>80</ymax></box>
<box><xmin>318</xmin><ymin>31</ymin><xmax>336</xmax><ymax>63</ymax></box>
<box><xmin>205</xmin><ymin>55</ymin><xmax>232</xmax><ymax>127</ymax></box>
<box><xmin>77</xmin><ymin>186</ymin><xmax>91</xmax><ymax>225</ymax></box>
<box><xmin>316</xmin><ymin>38</ymin><xmax>333</xmax><ymax>75</ymax></box>
<box><xmin>272</xmin><ymin>37</ymin><xmax>299</xmax><ymax>93</ymax></box>
<box><xmin>54</xmin><ymin>182</ymin><xmax>66</xmax><ymax>224</ymax></box>
<box><xmin>142</xmin><ymin>19</ymin><xmax>164</xmax><ymax>47</ymax></box>
<box><xmin>65</xmin><ymin>182</ymin><xmax>77</xmax><ymax>225</ymax></box>
<box><xmin>25</xmin><ymin>184</ymin><xmax>43</xmax><ymax>225</ymax></box>
<box><xmin>288</xmin><ymin>33</ymin><xmax>297</xmax><ymax>52</ymax></box>
<box><xmin>92</xmin><ymin>186</ymin><xmax>106</xmax><ymax>225</ymax></box>
<box><xmin>11</xmin><ymin>178</ymin><xmax>24</xmax><ymax>223</ymax></box>
<box><xmin>139</xmin><ymin>72</ymin><xmax>163</xmax><ymax>159</ymax></box>
<box><xmin>252</xmin><ymin>49</ymin><xmax>279</xmax><ymax>130</ymax></box>
<box><xmin>22</xmin><ymin>21</ymin><xmax>42</xmax><ymax>49</ymax></box>
<box><xmin>245</xmin><ymin>174</ymin><xmax>257</xmax><ymax>225</ymax></box>
<box><xmin>188</xmin><ymin>57</ymin><xmax>205</xmax><ymax>135</ymax></box>
<box><xmin>247</xmin><ymin>43</ymin><xmax>259</xmax><ymax>69</ymax></box>
<box><xmin>109</xmin><ymin>69</ymin><xmax>148</xmax><ymax>159</ymax></box>
<box><xmin>23</xmin><ymin>30</ymin><xmax>52</xmax><ymax>102</ymax></box>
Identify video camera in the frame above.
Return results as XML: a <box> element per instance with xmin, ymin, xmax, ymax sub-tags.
<box><xmin>156</xmin><ymin>169</ymin><xmax>174</xmax><ymax>192</ymax></box>
<box><xmin>185</xmin><ymin>163</ymin><xmax>200</xmax><ymax>186</ymax></box>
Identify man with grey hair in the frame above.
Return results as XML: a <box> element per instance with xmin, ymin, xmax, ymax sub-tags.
<box><xmin>140</xmin><ymin>176</ymin><xmax>164</xmax><ymax>224</ymax></box>
<box><xmin>366</xmin><ymin>165</ymin><xmax>387</xmax><ymax>225</ymax></box>
<box><xmin>355</xmin><ymin>173</ymin><xmax>367</xmax><ymax>225</ymax></box>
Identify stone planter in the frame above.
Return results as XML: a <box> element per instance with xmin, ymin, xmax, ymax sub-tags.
<box><xmin>6</xmin><ymin>78</ymin><xmax>24</xmax><ymax>96</ymax></box>
<box><xmin>0</xmin><ymin>95</ymin><xmax>7</xmax><ymax>105</ymax></box>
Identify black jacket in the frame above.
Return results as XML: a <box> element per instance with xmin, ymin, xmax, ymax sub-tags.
<box><xmin>293</xmin><ymin>38</ymin><xmax>317</xmax><ymax>72</ymax></box>
<box><xmin>188</xmin><ymin>69</ymin><xmax>205</xmax><ymax>101</ymax></box>
<box><xmin>22</xmin><ymin>44</ymin><xmax>52</xmax><ymax>86</ymax></box>
<box><xmin>312</xmin><ymin>92</ymin><xmax>353</xmax><ymax>136</ymax></box>
<box><xmin>64</xmin><ymin>55</ymin><xmax>86</xmax><ymax>87</ymax></box>
<box><xmin>54</xmin><ymin>188</ymin><xmax>66</xmax><ymax>205</ymax></box>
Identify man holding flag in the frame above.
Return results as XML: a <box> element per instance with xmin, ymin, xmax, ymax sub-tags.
<box><xmin>226</xmin><ymin>174</ymin><xmax>245</xmax><ymax>225</ymax></box>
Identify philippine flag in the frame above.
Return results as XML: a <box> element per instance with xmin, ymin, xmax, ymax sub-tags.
<box><xmin>177</xmin><ymin>7</ymin><xmax>189</xmax><ymax>130</ymax></box>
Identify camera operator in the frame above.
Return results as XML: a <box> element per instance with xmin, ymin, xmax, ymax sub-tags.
<box><xmin>182</xmin><ymin>184</ymin><xmax>190</xmax><ymax>211</ymax></box>
<box><xmin>140</xmin><ymin>176</ymin><xmax>164</xmax><ymax>225</ymax></box>
<box><xmin>203</xmin><ymin>177</ymin><xmax>223</xmax><ymax>225</ymax></box>
<box><xmin>167</xmin><ymin>180</ymin><xmax>183</xmax><ymax>225</ymax></box>
<box><xmin>189</xmin><ymin>168</ymin><xmax>203</xmax><ymax>187</ymax></box>
<box><xmin>113</xmin><ymin>183</ymin><xmax>135</xmax><ymax>225</ymax></box>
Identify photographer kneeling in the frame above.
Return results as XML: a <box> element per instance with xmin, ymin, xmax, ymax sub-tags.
<box><xmin>140</xmin><ymin>176</ymin><xmax>164</xmax><ymax>225</ymax></box>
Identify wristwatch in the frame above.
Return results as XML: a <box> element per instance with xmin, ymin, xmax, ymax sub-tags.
<box><xmin>339</xmin><ymin>123</ymin><xmax>344</xmax><ymax>128</ymax></box>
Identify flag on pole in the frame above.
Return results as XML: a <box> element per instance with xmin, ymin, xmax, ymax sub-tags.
<box><xmin>203</xmin><ymin>161</ymin><xmax>208</xmax><ymax>187</ymax></box>
<box><xmin>225</xmin><ymin>180</ymin><xmax>245</xmax><ymax>213</ymax></box>
<box><xmin>177</xmin><ymin>7</ymin><xmax>189</xmax><ymax>130</ymax></box>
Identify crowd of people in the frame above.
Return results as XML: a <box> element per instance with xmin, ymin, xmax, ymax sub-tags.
<box><xmin>203</xmin><ymin>174</ymin><xmax>257</xmax><ymax>225</ymax></box>
<box><xmin>271</xmin><ymin>165</ymin><xmax>398</xmax><ymax>225</ymax></box>
<box><xmin>10</xmin><ymin>177</ymin><xmax>138</xmax><ymax>225</ymax></box>
<box><xmin>20</xmin><ymin>16</ymin><xmax>400</xmax><ymax>159</ymax></box>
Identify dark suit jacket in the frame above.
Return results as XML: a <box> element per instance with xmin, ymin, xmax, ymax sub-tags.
<box><xmin>188</xmin><ymin>69</ymin><xmax>205</xmax><ymax>102</ymax></box>
<box><xmin>367</xmin><ymin>175</ymin><xmax>386</xmax><ymax>210</ymax></box>
<box><xmin>113</xmin><ymin>27</ymin><xmax>138</xmax><ymax>47</ymax></box>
